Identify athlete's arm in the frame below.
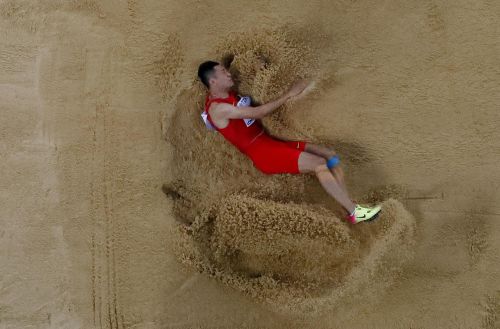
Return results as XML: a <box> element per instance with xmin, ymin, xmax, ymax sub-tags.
<box><xmin>214</xmin><ymin>94</ymin><xmax>290</xmax><ymax>120</ymax></box>
<box><xmin>214</xmin><ymin>80</ymin><xmax>310</xmax><ymax>120</ymax></box>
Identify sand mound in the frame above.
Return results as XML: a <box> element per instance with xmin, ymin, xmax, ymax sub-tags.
<box><xmin>163</xmin><ymin>25</ymin><xmax>417</xmax><ymax>315</ymax></box>
<box><xmin>171</xmin><ymin>193</ymin><xmax>415</xmax><ymax>315</ymax></box>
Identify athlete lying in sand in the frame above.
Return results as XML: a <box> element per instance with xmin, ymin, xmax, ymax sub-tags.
<box><xmin>197</xmin><ymin>60</ymin><xmax>381</xmax><ymax>224</ymax></box>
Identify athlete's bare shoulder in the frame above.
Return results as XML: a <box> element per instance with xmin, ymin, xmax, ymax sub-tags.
<box><xmin>208</xmin><ymin>102</ymin><xmax>230</xmax><ymax>119</ymax></box>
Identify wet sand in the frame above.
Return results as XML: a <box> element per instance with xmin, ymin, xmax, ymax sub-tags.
<box><xmin>1</xmin><ymin>0</ymin><xmax>499</xmax><ymax>328</ymax></box>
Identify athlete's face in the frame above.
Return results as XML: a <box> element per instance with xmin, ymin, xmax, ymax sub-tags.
<box><xmin>210</xmin><ymin>65</ymin><xmax>234</xmax><ymax>89</ymax></box>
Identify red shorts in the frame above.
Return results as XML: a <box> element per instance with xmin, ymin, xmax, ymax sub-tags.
<box><xmin>245</xmin><ymin>134</ymin><xmax>307</xmax><ymax>174</ymax></box>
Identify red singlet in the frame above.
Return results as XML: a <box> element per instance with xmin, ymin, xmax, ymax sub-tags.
<box><xmin>205</xmin><ymin>91</ymin><xmax>307</xmax><ymax>174</ymax></box>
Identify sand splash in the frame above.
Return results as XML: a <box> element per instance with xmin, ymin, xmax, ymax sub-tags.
<box><xmin>162</xmin><ymin>25</ymin><xmax>417</xmax><ymax>315</ymax></box>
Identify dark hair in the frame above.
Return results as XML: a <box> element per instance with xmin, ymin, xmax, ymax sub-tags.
<box><xmin>197</xmin><ymin>60</ymin><xmax>219</xmax><ymax>88</ymax></box>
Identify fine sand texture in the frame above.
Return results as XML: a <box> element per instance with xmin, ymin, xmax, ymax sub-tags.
<box><xmin>1</xmin><ymin>1</ymin><xmax>499</xmax><ymax>328</ymax></box>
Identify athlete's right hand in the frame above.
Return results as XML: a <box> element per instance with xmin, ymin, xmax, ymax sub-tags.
<box><xmin>286</xmin><ymin>80</ymin><xmax>310</xmax><ymax>99</ymax></box>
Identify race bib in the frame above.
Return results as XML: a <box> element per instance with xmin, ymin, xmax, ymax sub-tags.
<box><xmin>236</xmin><ymin>96</ymin><xmax>255</xmax><ymax>127</ymax></box>
<box><xmin>201</xmin><ymin>111</ymin><xmax>216</xmax><ymax>131</ymax></box>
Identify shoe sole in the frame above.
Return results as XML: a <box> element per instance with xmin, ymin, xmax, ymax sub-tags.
<box><xmin>366</xmin><ymin>211</ymin><xmax>381</xmax><ymax>222</ymax></box>
<box><xmin>357</xmin><ymin>207</ymin><xmax>382</xmax><ymax>223</ymax></box>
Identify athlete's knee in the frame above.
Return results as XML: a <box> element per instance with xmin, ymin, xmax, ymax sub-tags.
<box><xmin>313</xmin><ymin>159</ymin><xmax>328</xmax><ymax>175</ymax></box>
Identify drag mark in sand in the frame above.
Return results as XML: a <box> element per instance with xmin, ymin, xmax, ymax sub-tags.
<box><xmin>88</xmin><ymin>50</ymin><xmax>123</xmax><ymax>329</ymax></box>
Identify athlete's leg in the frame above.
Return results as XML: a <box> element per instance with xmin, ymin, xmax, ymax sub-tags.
<box><xmin>304</xmin><ymin>143</ymin><xmax>349</xmax><ymax>196</ymax></box>
<box><xmin>303</xmin><ymin>143</ymin><xmax>333</xmax><ymax>158</ymax></box>
<box><xmin>298</xmin><ymin>151</ymin><xmax>356</xmax><ymax>214</ymax></box>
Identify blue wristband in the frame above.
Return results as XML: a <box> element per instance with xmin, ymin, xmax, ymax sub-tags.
<box><xmin>326</xmin><ymin>155</ymin><xmax>340</xmax><ymax>169</ymax></box>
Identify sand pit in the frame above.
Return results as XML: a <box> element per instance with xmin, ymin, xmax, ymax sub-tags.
<box><xmin>164</xmin><ymin>32</ymin><xmax>418</xmax><ymax>314</ymax></box>
<box><xmin>1</xmin><ymin>1</ymin><xmax>500</xmax><ymax>328</ymax></box>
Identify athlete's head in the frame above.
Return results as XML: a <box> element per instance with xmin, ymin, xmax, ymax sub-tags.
<box><xmin>197</xmin><ymin>60</ymin><xmax>234</xmax><ymax>90</ymax></box>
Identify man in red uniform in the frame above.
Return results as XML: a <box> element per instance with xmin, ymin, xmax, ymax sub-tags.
<box><xmin>197</xmin><ymin>60</ymin><xmax>381</xmax><ymax>223</ymax></box>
